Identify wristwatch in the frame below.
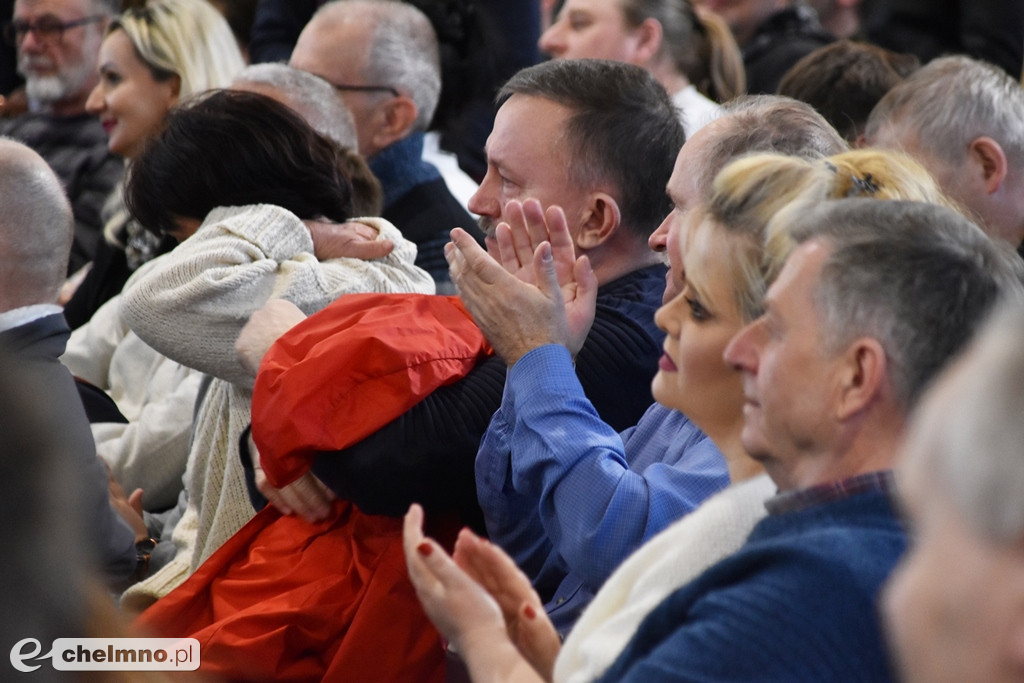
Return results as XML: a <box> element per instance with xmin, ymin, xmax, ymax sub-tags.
<box><xmin>134</xmin><ymin>538</ymin><xmax>158</xmax><ymax>581</ymax></box>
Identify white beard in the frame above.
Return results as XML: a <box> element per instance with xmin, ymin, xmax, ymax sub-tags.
<box><xmin>24</xmin><ymin>73</ymin><xmax>68</xmax><ymax>104</ymax></box>
<box><xmin>18</xmin><ymin>32</ymin><xmax>100</xmax><ymax>108</ymax></box>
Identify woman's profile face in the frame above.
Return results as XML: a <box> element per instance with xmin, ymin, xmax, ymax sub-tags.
<box><xmin>539</xmin><ymin>0</ymin><xmax>648</xmax><ymax>63</ymax></box>
<box><xmin>85</xmin><ymin>29</ymin><xmax>179</xmax><ymax>159</ymax></box>
<box><xmin>652</xmin><ymin>212</ymin><xmax>747</xmax><ymax>438</ymax></box>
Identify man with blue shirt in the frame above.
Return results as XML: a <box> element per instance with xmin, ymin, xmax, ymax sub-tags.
<box><xmin>454</xmin><ymin>95</ymin><xmax>846</xmax><ymax>634</ymax></box>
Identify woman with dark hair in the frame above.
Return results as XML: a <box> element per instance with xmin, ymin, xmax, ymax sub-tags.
<box><xmin>125</xmin><ymin>89</ymin><xmax>354</xmax><ymax>241</ymax></box>
<box><xmin>112</xmin><ymin>88</ymin><xmax>433</xmax><ymax>608</ymax></box>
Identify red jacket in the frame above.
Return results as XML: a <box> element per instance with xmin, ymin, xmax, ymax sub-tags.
<box><xmin>136</xmin><ymin>294</ymin><xmax>491</xmax><ymax>681</ymax></box>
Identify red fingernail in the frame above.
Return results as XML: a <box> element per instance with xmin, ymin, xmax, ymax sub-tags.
<box><xmin>417</xmin><ymin>542</ymin><xmax>433</xmax><ymax>557</ymax></box>
<box><xmin>523</xmin><ymin>605</ymin><xmax>537</xmax><ymax>619</ymax></box>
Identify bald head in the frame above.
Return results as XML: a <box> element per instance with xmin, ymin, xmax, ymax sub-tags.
<box><xmin>291</xmin><ymin>0</ymin><xmax>441</xmax><ymax>156</ymax></box>
<box><xmin>0</xmin><ymin>138</ymin><xmax>73</xmax><ymax>309</ymax></box>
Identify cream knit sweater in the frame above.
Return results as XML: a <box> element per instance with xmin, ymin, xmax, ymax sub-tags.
<box><xmin>119</xmin><ymin>204</ymin><xmax>434</xmax><ymax>608</ymax></box>
<box><xmin>555</xmin><ymin>473</ymin><xmax>776</xmax><ymax>683</ymax></box>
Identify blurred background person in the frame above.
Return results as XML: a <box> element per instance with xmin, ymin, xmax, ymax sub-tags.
<box><xmin>884</xmin><ymin>302</ymin><xmax>1024</xmax><ymax>683</ymax></box>
<box><xmin>777</xmin><ymin>39</ymin><xmax>918</xmax><ymax>145</ymax></box>
<box><xmin>696</xmin><ymin>0</ymin><xmax>831</xmax><ymax>94</ymax></box>
<box><xmin>1</xmin><ymin>0</ymin><xmax>122</xmax><ymax>275</ymax></box>
<box><xmin>539</xmin><ymin>0</ymin><xmax>745</xmax><ymax>135</ymax></box>
<box><xmin>64</xmin><ymin>0</ymin><xmax>244</xmax><ymax>328</ymax></box>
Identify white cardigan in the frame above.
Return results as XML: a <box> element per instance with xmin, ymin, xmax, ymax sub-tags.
<box><xmin>119</xmin><ymin>204</ymin><xmax>434</xmax><ymax>607</ymax></box>
<box><xmin>62</xmin><ymin>294</ymin><xmax>203</xmax><ymax>511</ymax></box>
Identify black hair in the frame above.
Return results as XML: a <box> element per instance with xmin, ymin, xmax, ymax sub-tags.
<box><xmin>499</xmin><ymin>59</ymin><xmax>684</xmax><ymax>238</ymax></box>
<box><xmin>126</xmin><ymin>89</ymin><xmax>353</xmax><ymax>236</ymax></box>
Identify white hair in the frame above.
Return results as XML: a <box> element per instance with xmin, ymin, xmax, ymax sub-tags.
<box><xmin>317</xmin><ymin>0</ymin><xmax>442</xmax><ymax>130</ymax></box>
<box><xmin>866</xmin><ymin>56</ymin><xmax>1024</xmax><ymax>170</ymax></box>
<box><xmin>0</xmin><ymin>138</ymin><xmax>73</xmax><ymax>305</ymax></box>
<box><xmin>233</xmin><ymin>63</ymin><xmax>358</xmax><ymax>150</ymax></box>
<box><xmin>903</xmin><ymin>302</ymin><xmax>1024</xmax><ymax>542</ymax></box>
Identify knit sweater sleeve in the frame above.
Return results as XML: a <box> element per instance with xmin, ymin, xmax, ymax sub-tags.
<box><xmin>120</xmin><ymin>205</ymin><xmax>434</xmax><ymax>388</ymax></box>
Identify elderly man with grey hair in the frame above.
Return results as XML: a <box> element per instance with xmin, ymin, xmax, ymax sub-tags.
<box><xmin>884</xmin><ymin>302</ymin><xmax>1024</xmax><ymax>683</ymax></box>
<box><xmin>0</xmin><ymin>137</ymin><xmax>140</xmax><ymax>588</ymax></box>
<box><xmin>866</xmin><ymin>55</ymin><xmax>1024</xmax><ymax>248</ymax></box>
<box><xmin>1</xmin><ymin>0</ymin><xmax>123</xmax><ymax>274</ymax></box>
<box><xmin>231</xmin><ymin>62</ymin><xmax>383</xmax><ymax>217</ymax></box>
<box><xmin>290</xmin><ymin>0</ymin><xmax>482</xmax><ymax>291</ymax></box>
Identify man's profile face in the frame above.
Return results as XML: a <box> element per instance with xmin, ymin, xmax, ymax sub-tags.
<box><xmin>13</xmin><ymin>0</ymin><xmax>104</xmax><ymax>108</ymax></box>
<box><xmin>722</xmin><ymin>239</ymin><xmax>843</xmax><ymax>489</ymax></box>
<box><xmin>650</xmin><ymin>119</ymin><xmax>722</xmax><ymax>303</ymax></box>
<box><xmin>468</xmin><ymin>93</ymin><xmax>593</xmax><ymax>253</ymax></box>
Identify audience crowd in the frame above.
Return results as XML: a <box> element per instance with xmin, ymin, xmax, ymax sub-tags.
<box><xmin>3</xmin><ymin>0</ymin><xmax>1024</xmax><ymax>680</ymax></box>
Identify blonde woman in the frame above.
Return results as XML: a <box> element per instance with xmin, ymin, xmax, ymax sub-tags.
<box><xmin>66</xmin><ymin>0</ymin><xmax>245</xmax><ymax>325</ymax></box>
<box><xmin>62</xmin><ymin>1</ymin><xmax>244</xmax><ymax>514</ymax></box>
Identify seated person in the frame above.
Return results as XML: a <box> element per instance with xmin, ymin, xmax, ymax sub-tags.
<box><xmin>0</xmin><ymin>138</ymin><xmax>138</xmax><ymax>588</ymax></box>
<box><xmin>777</xmin><ymin>39</ymin><xmax>919</xmax><ymax>144</ymax></box>
<box><xmin>63</xmin><ymin>0</ymin><xmax>245</xmax><ymax>328</ymax></box>
<box><xmin>116</xmin><ymin>89</ymin><xmax>433</xmax><ymax>609</ymax></box>
<box><xmin>702</xmin><ymin>0</ymin><xmax>832</xmax><ymax>94</ymax></box>
<box><xmin>539</xmin><ymin>0</ymin><xmax>745</xmax><ymax>134</ymax></box>
<box><xmin>236</xmin><ymin>59</ymin><xmax>687</xmax><ymax>538</ymax></box>
<box><xmin>61</xmin><ymin>61</ymin><xmax>364</xmax><ymax>515</ymax></box>
<box><xmin>0</xmin><ymin>0</ymin><xmax>123</xmax><ymax>275</ymax></box>
<box><xmin>865</xmin><ymin>56</ymin><xmax>1024</xmax><ymax>248</ymax></box>
<box><xmin>884</xmin><ymin>303</ymin><xmax>1024</xmax><ymax>683</ymax></box>
<box><xmin>462</xmin><ymin>96</ymin><xmax>848</xmax><ymax>633</ymax></box>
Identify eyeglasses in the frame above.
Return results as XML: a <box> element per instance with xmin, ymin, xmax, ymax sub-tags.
<box><xmin>3</xmin><ymin>14</ymin><xmax>106</xmax><ymax>47</ymax></box>
<box><xmin>330</xmin><ymin>82</ymin><xmax>401</xmax><ymax>98</ymax></box>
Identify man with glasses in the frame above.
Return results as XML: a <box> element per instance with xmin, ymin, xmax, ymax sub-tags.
<box><xmin>0</xmin><ymin>0</ymin><xmax>122</xmax><ymax>276</ymax></box>
<box><xmin>290</xmin><ymin>0</ymin><xmax>482</xmax><ymax>292</ymax></box>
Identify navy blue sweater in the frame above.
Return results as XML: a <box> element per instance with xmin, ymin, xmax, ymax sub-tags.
<box><xmin>599</xmin><ymin>488</ymin><xmax>906</xmax><ymax>682</ymax></box>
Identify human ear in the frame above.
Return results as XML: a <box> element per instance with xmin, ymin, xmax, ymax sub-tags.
<box><xmin>968</xmin><ymin>136</ymin><xmax>1008</xmax><ymax>195</ymax></box>
<box><xmin>370</xmin><ymin>95</ymin><xmax>418</xmax><ymax>151</ymax></box>
<box><xmin>835</xmin><ymin>337</ymin><xmax>887</xmax><ymax>420</ymax></box>
<box><xmin>166</xmin><ymin>73</ymin><xmax>182</xmax><ymax>104</ymax></box>
<box><xmin>573</xmin><ymin>192</ymin><xmax>621</xmax><ymax>250</ymax></box>
<box><xmin>632</xmin><ymin>18</ymin><xmax>663</xmax><ymax>65</ymax></box>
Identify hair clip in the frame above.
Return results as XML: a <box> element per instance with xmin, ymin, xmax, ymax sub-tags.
<box><xmin>848</xmin><ymin>172</ymin><xmax>879</xmax><ymax>197</ymax></box>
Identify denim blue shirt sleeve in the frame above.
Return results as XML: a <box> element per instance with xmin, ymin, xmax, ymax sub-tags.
<box><xmin>477</xmin><ymin>344</ymin><xmax>730</xmax><ymax>619</ymax></box>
